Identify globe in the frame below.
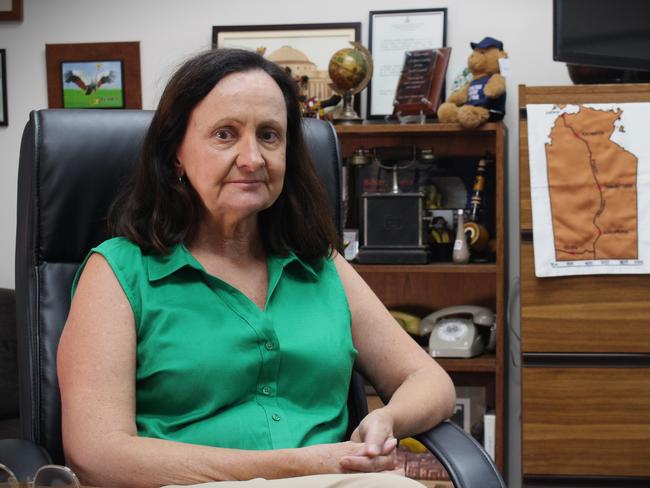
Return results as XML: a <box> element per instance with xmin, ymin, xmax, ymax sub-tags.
<box><xmin>328</xmin><ymin>47</ymin><xmax>369</xmax><ymax>93</ymax></box>
<box><xmin>326</xmin><ymin>42</ymin><xmax>373</xmax><ymax>123</ymax></box>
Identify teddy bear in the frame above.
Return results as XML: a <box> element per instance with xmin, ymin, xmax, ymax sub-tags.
<box><xmin>437</xmin><ymin>37</ymin><xmax>507</xmax><ymax>129</ymax></box>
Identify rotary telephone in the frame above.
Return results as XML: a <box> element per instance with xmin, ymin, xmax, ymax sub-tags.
<box><xmin>420</xmin><ymin>305</ymin><xmax>496</xmax><ymax>358</ymax></box>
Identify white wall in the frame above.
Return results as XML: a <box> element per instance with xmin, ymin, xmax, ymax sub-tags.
<box><xmin>0</xmin><ymin>0</ymin><xmax>572</xmax><ymax>283</ymax></box>
<box><xmin>0</xmin><ymin>1</ymin><xmax>573</xmax><ymax>486</ymax></box>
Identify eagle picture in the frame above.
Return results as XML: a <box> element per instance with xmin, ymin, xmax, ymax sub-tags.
<box><xmin>63</xmin><ymin>69</ymin><xmax>116</xmax><ymax>95</ymax></box>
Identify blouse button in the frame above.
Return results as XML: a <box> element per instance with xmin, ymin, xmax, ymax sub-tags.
<box><xmin>261</xmin><ymin>386</ymin><xmax>271</xmax><ymax>395</ymax></box>
<box><xmin>272</xmin><ymin>413</ymin><xmax>281</xmax><ymax>421</ymax></box>
<box><xmin>265</xmin><ymin>341</ymin><xmax>275</xmax><ymax>351</ymax></box>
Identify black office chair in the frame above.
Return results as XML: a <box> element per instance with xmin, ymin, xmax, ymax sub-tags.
<box><xmin>4</xmin><ymin>109</ymin><xmax>506</xmax><ymax>487</ymax></box>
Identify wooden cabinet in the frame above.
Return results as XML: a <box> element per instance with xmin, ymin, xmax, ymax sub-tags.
<box><xmin>523</xmin><ymin>367</ymin><xmax>650</xmax><ymax>477</ymax></box>
<box><xmin>519</xmin><ymin>84</ymin><xmax>650</xmax><ymax>486</ymax></box>
<box><xmin>335</xmin><ymin>122</ymin><xmax>506</xmax><ymax>473</ymax></box>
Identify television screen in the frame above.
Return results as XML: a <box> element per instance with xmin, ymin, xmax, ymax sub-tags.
<box><xmin>553</xmin><ymin>0</ymin><xmax>650</xmax><ymax>72</ymax></box>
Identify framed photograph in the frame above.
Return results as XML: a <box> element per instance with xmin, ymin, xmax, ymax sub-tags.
<box><xmin>451</xmin><ymin>397</ymin><xmax>471</xmax><ymax>432</ymax></box>
<box><xmin>45</xmin><ymin>42</ymin><xmax>141</xmax><ymax>109</ymax></box>
<box><xmin>367</xmin><ymin>8</ymin><xmax>447</xmax><ymax>119</ymax></box>
<box><xmin>456</xmin><ymin>386</ymin><xmax>486</xmax><ymax>438</ymax></box>
<box><xmin>61</xmin><ymin>60</ymin><xmax>124</xmax><ymax>109</ymax></box>
<box><xmin>212</xmin><ymin>23</ymin><xmax>361</xmax><ymax>112</ymax></box>
<box><xmin>0</xmin><ymin>0</ymin><xmax>22</xmax><ymax>21</ymax></box>
<box><xmin>0</xmin><ymin>49</ymin><xmax>7</xmax><ymax>126</ymax></box>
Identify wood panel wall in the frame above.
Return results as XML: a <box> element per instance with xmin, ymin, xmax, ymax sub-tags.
<box><xmin>519</xmin><ymin>84</ymin><xmax>650</xmax><ymax>483</ymax></box>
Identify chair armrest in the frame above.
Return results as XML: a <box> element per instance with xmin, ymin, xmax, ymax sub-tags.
<box><xmin>0</xmin><ymin>438</ymin><xmax>52</xmax><ymax>481</ymax></box>
<box><xmin>415</xmin><ymin>421</ymin><xmax>506</xmax><ymax>488</ymax></box>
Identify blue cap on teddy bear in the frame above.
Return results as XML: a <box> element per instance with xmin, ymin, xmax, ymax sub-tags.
<box><xmin>470</xmin><ymin>37</ymin><xmax>503</xmax><ymax>50</ymax></box>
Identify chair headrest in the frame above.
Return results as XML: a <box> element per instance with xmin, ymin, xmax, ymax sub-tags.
<box><xmin>17</xmin><ymin>110</ymin><xmax>341</xmax><ymax>265</ymax></box>
<box><xmin>18</xmin><ymin>109</ymin><xmax>154</xmax><ymax>263</ymax></box>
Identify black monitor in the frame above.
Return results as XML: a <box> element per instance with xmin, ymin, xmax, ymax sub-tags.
<box><xmin>553</xmin><ymin>0</ymin><xmax>650</xmax><ymax>76</ymax></box>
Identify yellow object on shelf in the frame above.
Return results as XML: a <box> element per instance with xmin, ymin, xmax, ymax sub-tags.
<box><xmin>400</xmin><ymin>436</ymin><xmax>428</xmax><ymax>453</ymax></box>
<box><xmin>390</xmin><ymin>311</ymin><xmax>421</xmax><ymax>336</ymax></box>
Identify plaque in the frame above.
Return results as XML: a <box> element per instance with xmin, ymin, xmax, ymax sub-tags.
<box><xmin>392</xmin><ymin>47</ymin><xmax>451</xmax><ymax>117</ymax></box>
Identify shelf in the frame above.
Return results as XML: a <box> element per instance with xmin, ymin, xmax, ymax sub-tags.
<box><xmin>364</xmin><ymin>357</ymin><xmax>496</xmax><ymax>389</ymax></box>
<box><xmin>366</xmin><ymin>355</ymin><xmax>497</xmax><ymax>399</ymax></box>
<box><xmin>353</xmin><ymin>263</ymin><xmax>497</xmax><ymax>274</ymax></box>
<box><xmin>436</xmin><ymin>354</ymin><xmax>497</xmax><ymax>373</ymax></box>
<box><xmin>335</xmin><ymin>121</ymin><xmax>502</xmax><ymax>135</ymax></box>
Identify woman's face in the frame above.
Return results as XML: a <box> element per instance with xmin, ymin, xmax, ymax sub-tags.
<box><xmin>176</xmin><ymin>69</ymin><xmax>287</xmax><ymax>226</ymax></box>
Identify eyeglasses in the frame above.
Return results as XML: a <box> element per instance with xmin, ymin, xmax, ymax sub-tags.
<box><xmin>0</xmin><ymin>463</ymin><xmax>80</xmax><ymax>487</ymax></box>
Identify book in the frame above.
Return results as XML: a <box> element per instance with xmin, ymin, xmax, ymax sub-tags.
<box><xmin>483</xmin><ymin>410</ymin><xmax>496</xmax><ymax>461</ymax></box>
<box><xmin>397</xmin><ymin>445</ymin><xmax>450</xmax><ymax>481</ymax></box>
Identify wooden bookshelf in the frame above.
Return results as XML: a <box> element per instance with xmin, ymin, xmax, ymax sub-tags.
<box><xmin>337</xmin><ymin>121</ymin><xmax>506</xmax><ymax>474</ymax></box>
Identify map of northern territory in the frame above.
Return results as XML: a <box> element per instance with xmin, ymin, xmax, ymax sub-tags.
<box><xmin>545</xmin><ymin>106</ymin><xmax>638</xmax><ymax>261</ymax></box>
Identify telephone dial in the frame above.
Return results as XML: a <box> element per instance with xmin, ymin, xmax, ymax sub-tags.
<box><xmin>420</xmin><ymin>305</ymin><xmax>496</xmax><ymax>358</ymax></box>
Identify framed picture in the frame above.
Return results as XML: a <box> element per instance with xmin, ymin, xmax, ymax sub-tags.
<box><xmin>0</xmin><ymin>49</ymin><xmax>7</xmax><ymax>126</ymax></box>
<box><xmin>455</xmin><ymin>386</ymin><xmax>487</xmax><ymax>438</ymax></box>
<box><xmin>61</xmin><ymin>60</ymin><xmax>125</xmax><ymax>109</ymax></box>
<box><xmin>451</xmin><ymin>397</ymin><xmax>471</xmax><ymax>432</ymax></box>
<box><xmin>212</xmin><ymin>23</ymin><xmax>361</xmax><ymax>112</ymax></box>
<box><xmin>0</xmin><ymin>0</ymin><xmax>22</xmax><ymax>21</ymax></box>
<box><xmin>45</xmin><ymin>42</ymin><xmax>141</xmax><ymax>109</ymax></box>
<box><xmin>367</xmin><ymin>8</ymin><xmax>447</xmax><ymax>119</ymax></box>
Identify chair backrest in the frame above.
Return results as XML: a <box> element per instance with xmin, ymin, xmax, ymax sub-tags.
<box><xmin>15</xmin><ymin>109</ymin><xmax>348</xmax><ymax>464</ymax></box>
<box><xmin>0</xmin><ymin>288</ymin><xmax>19</xmax><ymax>438</ymax></box>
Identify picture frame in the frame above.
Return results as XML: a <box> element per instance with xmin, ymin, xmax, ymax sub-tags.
<box><xmin>212</xmin><ymin>23</ymin><xmax>361</xmax><ymax>114</ymax></box>
<box><xmin>45</xmin><ymin>42</ymin><xmax>142</xmax><ymax>109</ymax></box>
<box><xmin>451</xmin><ymin>397</ymin><xmax>471</xmax><ymax>432</ymax></box>
<box><xmin>367</xmin><ymin>8</ymin><xmax>447</xmax><ymax>119</ymax></box>
<box><xmin>0</xmin><ymin>0</ymin><xmax>22</xmax><ymax>21</ymax></box>
<box><xmin>0</xmin><ymin>49</ymin><xmax>7</xmax><ymax>126</ymax></box>
<box><xmin>60</xmin><ymin>60</ymin><xmax>125</xmax><ymax>109</ymax></box>
<box><xmin>455</xmin><ymin>386</ymin><xmax>487</xmax><ymax>438</ymax></box>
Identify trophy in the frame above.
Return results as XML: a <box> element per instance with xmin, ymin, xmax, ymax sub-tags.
<box><xmin>328</xmin><ymin>42</ymin><xmax>373</xmax><ymax>124</ymax></box>
<box><xmin>393</xmin><ymin>48</ymin><xmax>451</xmax><ymax>124</ymax></box>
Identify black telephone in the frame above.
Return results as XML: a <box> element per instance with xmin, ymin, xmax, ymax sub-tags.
<box><xmin>420</xmin><ymin>305</ymin><xmax>496</xmax><ymax>358</ymax></box>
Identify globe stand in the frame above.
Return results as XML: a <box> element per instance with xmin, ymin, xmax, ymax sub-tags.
<box><xmin>328</xmin><ymin>41</ymin><xmax>373</xmax><ymax>126</ymax></box>
<box><xmin>330</xmin><ymin>91</ymin><xmax>362</xmax><ymax>124</ymax></box>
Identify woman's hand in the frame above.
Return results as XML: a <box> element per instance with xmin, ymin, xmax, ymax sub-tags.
<box><xmin>298</xmin><ymin>441</ymin><xmax>364</xmax><ymax>473</ymax></box>
<box><xmin>339</xmin><ymin>408</ymin><xmax>401</xmax><ymax>473</ymax></box>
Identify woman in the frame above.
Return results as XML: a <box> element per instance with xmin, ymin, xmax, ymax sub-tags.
<box><xmin>57</xmin><ymin>48</ymin><xmax>455</xmax><ymax>488</ymax></box>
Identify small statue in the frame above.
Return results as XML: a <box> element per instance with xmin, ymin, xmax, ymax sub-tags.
<box><xmin>421</xmin><ymin>183</ymin><xmax>443</xmax><ymax>209</ymax></box>
<box><xmin>430</xmin><ymin>216</ymin><xmax>451</xmax><ymax>245</ymax></box>
<box><xmin>290</xmin><ymin>71</ymin><xmax>342</xmax><ymax>119</ymax></box>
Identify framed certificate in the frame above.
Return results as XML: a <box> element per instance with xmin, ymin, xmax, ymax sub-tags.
<box><xmin>367</xmin><ymin>8</ymin><xmax>447</xmax><ymax>119</ymax></box>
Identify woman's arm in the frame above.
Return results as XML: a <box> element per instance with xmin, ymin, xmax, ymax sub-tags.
<box><xmin>58</xmin><ymin>254</ymin><xmax>391</xmax><ymax>488</ymax></box>
<box><xmin>333</xmin><ymin>254</ymin><xmax>456</xmax><ymax>463</ymax></box>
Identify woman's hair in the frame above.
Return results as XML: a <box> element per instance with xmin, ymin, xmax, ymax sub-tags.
<box><xmin>108</xmin><ymin>48</ymin><xmax>339</xmax><ymax>260</ymax></box>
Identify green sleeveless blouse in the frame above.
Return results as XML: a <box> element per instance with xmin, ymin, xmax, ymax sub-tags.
<box><xmin>73</xmin><ymin>237</ymin><xmax>356</xmax><ymax>450</ymax></box>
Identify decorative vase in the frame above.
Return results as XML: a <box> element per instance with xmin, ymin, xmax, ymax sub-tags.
<box><xmin>452</xmin><ymin>209</ymin><xmax>470</xmax><ymax>264</ymax></box>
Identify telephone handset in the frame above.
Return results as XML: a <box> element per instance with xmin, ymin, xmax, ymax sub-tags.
<box><xmin>421</xmin><ymin>305</ymin><xmax>496</xmax><ymax>358</ymax></box>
